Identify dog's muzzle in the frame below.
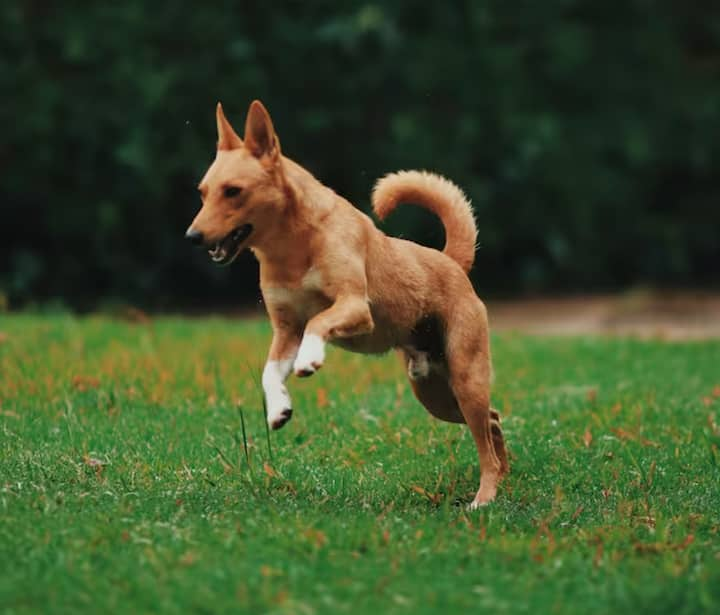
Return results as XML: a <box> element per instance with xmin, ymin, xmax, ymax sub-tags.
<box><xmin>207</xmin><ymin>224</ymin><xmax>253</xmax><ymax>265</ymax></box>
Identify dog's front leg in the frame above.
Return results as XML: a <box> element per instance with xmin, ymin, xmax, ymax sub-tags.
<box><xmin>263</xmin><ymin>324</ymin><xmax>302</xmax><ymax>430</ymax></box>
<box><xmin>293</xmin><ymin>294</ymin><xmax>374</xmax><ymax>377</ymax></box>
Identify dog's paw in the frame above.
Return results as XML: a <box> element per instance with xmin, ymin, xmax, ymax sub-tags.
<box><xmin>293</xmin><ymin>334</ymin><xmax>325</xmax><ymax>377</ymax></box>
<box><xmin>266</xmin><ymin>397</ymin><xmax>293</xmax><ymax>430</ymax></box>
<box><xmin>467</xmin><ymin>498</ymin><xmax>492</xmax><ymax>511</ymax></box>
<box><xmin>263</xmin><ymin>361</ymin><xmax>294</xmax><ymax>428</ymax></box>
<box><xmin>268</xmin><ymin>408</ymin><xmax>293</xmax><ymax>430</ymax></box>
<box><xmin>468</xmin><ymin>484</ymin><xmax>497</xmax><ymax>510</ymax></box>
<box><xmin>407</xmin><ymin>352</ymin><xmax>430</xmax><ymax>380</ymax></box>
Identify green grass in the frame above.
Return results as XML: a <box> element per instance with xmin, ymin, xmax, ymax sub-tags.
<box><xmin>1</xmin><ymin>314</ymin><xmax>719</xmax><ymax>614</ymax></box>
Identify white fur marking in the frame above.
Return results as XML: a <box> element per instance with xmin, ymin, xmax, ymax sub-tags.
<box><xmin>262</xmin><ymin>358</ymin><xmax>293</xmax><ymax>426</ymax></box>
<box><xmin>263</xmin><ymin>287</ymin><xmax>295</xmax><ymax>305</ymax></box>
<box><xmin>301</xmin><ymin>268</ymin><xmax>323</xmax><ymax>291</ymax></box>
<box><xmin>262</xmin><ymin>282</ymin><xmax>325</xmax><ymax>321</ymax></box>
<box><xmin>293</xmin><ymin>333</ymin><xmax>325</xmax><ymax>376</ymax></box>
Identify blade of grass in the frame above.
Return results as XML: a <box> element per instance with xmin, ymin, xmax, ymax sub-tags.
<box><xmin>263</xmin><ymin>396</ymin><xmax>273</xmax><ymax>463</ymax></box>
<box><xmin>244</xmin><ymin>360</ymin><xmax>273</xmax><ymax>462</ymax></box>
<box><xmin>213</xmin><ymin>444</ymin><xmax>235</xmax><ymax>470</ymax></box>
<box><xmin>238</xmin><ymin>405</ymin><xmax>251</xmax><ymax>468</ymax></box>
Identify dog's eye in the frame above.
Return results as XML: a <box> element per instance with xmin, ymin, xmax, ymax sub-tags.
<box><xmin>224</xmin><ymin>186</ymin><xmax>242</xmax><ymax>198</ymax></box>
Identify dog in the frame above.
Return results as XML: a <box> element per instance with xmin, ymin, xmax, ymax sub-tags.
<box><xmin>186</xmin><ymin>100</ymin><xmax>509</xmax><ymax>507</ymax></box>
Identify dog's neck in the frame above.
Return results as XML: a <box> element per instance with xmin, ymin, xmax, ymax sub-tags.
<box><xmin>251</xmin><ymin>155</ymin><xmax>337</xmax><ymax>268</ymax></box>
<box><xmin>282</xmin><ymin>156</ymin><xmax>338</xmax><ymax>214</ymax></box>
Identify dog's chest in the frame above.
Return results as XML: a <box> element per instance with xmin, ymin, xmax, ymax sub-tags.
<box><xmin>261</xmin><ymin>268</ymin><xmax>329</xmax><ymax>321</ymax></box>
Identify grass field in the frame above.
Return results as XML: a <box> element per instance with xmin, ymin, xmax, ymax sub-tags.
<box><xmin>1</xmin><ymin>314</ymin><xmax>719</xmax><ymax>614</ymax></box>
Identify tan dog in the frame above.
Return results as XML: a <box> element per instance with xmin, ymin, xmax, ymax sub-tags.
<box><xmin>187</xmin><ymin>100</ymin><xmax>509</xmax><ymax>507</ymax></box>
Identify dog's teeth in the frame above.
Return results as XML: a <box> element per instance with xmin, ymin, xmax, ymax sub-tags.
<box><xmin>211</xmin><ymin>247</ymin><xmax>227</xmax><ymax>262</ymax></box>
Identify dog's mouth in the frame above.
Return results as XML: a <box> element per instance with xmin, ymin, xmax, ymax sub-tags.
<box><xmin>208</xmin><ymin>224</ymin><xmax>253</xmax><ymax>265</ymax></box>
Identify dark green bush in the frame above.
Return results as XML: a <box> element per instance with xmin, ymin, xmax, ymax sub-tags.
<box><xmin>1</xmin><ymin>1</ymin><xmax>719</xmax><ymax>308</ymax></box>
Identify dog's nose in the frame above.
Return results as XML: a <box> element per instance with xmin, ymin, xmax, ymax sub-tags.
<box><xmin>185</xmin><ymin>228</ymin><xmax>204</xmax><ymax>246</ymax></box>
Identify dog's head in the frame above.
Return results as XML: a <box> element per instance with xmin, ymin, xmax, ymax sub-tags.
<box><xmin>186</xmin><ymin>100</ymin><xmax>287</xmax><ymax>265</ymax></box>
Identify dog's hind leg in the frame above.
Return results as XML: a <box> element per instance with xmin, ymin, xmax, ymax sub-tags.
<box><xmin>489</xmin><ymin>409</ymin><xmax>509</xmax><ymax>476</ymax></box>
<box><xmin>403</xmin><ymin>355</ymin><xmax>465</xmax><ymax>423</ymax></box>
<box><xmin>445</xmin><ymin>305</ymin><xmax>503</xmax><ymax>508</ymax></box>
<box><xmin>402</xmin><ymin>338</ymin><xmax>510</xmax><ymax>482</ymax></box>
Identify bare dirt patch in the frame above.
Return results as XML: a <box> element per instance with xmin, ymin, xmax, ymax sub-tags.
<box><xmin>488</xmin><ymin>290</ymin><xmax>720</xmax><ymax>339</ymax></box>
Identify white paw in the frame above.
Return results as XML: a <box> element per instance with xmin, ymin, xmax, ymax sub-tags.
<box><xmin>265</xmin><ymin>385</ymin><xmax>293</xmax><ymax>430</ymax></box>
<box><xmin>263</xmin><ymin>359</ymin><xmax>294</xmax><ymax>429</ymax></box>
<box><xmin>468</xmin><ymin>485</ymin><xmax>497</xmax><ymax>510</ymax></box>
<box><xmin>268</xmin><ymin>406</ymin><xmax>292</xmax><ymax>430</ymax></box>
<box><xmin>293</xmin><ymin>333</ymin><xmax>325</xmax><ymax>377</ymax></box>
<box><xmin>468</xmin><ymin>499</ymin><xmax>491</xmax><ymax>511</ymax></box>
<box><xmin>407</xmin><ymin>352</ymin><xmax>430</xmax><ymax>380</ymax></box>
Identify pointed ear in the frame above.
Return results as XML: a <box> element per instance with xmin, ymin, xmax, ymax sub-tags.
<box><xmin>216</xmin><ymin>102</ymin><xmax>243</xmax><ymax>150</ymax></box>
<box><xmin>244</xmin><ymin>100</ymin><xmax>280</xmax><ymax>160</ymax></box>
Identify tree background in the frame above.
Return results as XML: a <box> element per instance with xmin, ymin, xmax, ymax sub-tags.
<box><xmin>2</xmin><ymin>1</ymin><xmax>719</xmax><ymax>310</ymax></box>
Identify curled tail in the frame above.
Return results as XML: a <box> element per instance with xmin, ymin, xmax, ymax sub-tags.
<box><xmin>371</xmin><ymin>170</ymin><xmax>477</xmax><ymax>273</ymax></box>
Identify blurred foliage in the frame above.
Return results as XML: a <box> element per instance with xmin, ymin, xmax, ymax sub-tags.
<box><xmin>1</xmin><ymin>1</ymin><xmax>719</xmax><ymax>309</ymax></box>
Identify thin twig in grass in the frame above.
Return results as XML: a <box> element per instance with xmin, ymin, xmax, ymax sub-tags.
<box><xmin>212</xmin><ymin>356</ymin><xmax>259</xmax><ymax>473</ymax></box>
<box><xmin>210</xmin><ymin>358</ymin><xmax>245</xmax><ymax>474</ymax></box>
<box><xmin>263</xmin><ymin>396</ymin><xmax>273</xmax><ymax>463</ymax></box>
<box><xmin>238</xmin><ymin>405</ymin><xmax>251</xmax><ymax>468</ymax></box>
<box><xmin>244</xmin><ymin>360</ymin><xmax>273</xmax><ymax>462</ymax></box>
<box><xmin>214</xmin><ymin>444</ymin><xmax>236</xmax><ymax>470</ymax></box>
